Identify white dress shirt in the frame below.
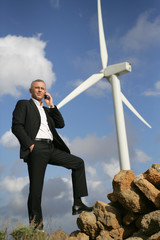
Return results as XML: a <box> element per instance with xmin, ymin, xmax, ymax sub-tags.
<box><xmin>32</xmin><ymin>98</ymin><xmax>53</xmax><ymax>140</ymax></box>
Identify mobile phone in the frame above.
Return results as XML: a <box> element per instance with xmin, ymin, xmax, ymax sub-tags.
<box><xmin>44</xmin><ymin>95</ymin><xmax>49</xmax><ymax>99</ymax></box>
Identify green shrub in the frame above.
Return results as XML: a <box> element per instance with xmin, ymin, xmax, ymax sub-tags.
<box><xmin>0</xmin><ymin>231</ymin><xmax>6</xmax><ymax>240</ymax></box>
<box><xmin>10</xmin><ymin>225</ymin><xmax>48</xmax><ymax>240</ymax></box>
<box><xmin>10</xmin><ymin>225</ymin><xmax>35</xmax><ymax>240</ymax></box>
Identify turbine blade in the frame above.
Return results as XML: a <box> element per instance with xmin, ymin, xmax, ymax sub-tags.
<box><xmin>57</xmin><ymin>73</ymin><xmax>104</xmax><ymax>109</ymax></box>
<box><xmin>97</xmin><ymin>0</ymin><xmax>108</xmax><ymax>69</ymax></box>
<box><xmin>121</xmin><ymin>93</ymin><xmax>152</xmax><ymax>128</ymax></box>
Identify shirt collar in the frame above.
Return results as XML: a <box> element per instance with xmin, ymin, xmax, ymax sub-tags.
<box><xmin>32</xmin><ymin>98</ymin><xmax>43</xmax><ymax>107</ymax></box>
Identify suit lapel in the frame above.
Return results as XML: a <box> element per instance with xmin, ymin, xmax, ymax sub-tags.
<box><xmin>29</xmin><ymin>99</ymin><xmax>41</xmax><ymax>119</ymax></box>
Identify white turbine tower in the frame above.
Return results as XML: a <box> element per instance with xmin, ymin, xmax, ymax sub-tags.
<box><xmin>57</xmin><ymin>0</ymin><xmax>151</xmax><ymax>170</ymax></box>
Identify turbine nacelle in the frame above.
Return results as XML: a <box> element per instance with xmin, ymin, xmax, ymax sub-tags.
<box><xmin>103</xmin><ymin>62</ymin><xmax>131</xmax><ymax>79</ymax></box>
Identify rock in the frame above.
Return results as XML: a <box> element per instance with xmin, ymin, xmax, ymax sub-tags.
<box><xmin>70</xmin><ymin>230</ymin><xmax>89</xmax><ymax>240</ymax></box>
<box><xmin>134</xmin><ymin>177</ymin><xmax>160</xmax><ymax>208</ymax></box>
<box><xmin>148</xmin><ymin>231</ymin><xmax>160</xmax><ymax>240</ymax></box>
<box><xmin>118</xmin><ymin>187</ymin><xmax>147</xmax><ymax>213</ymax></box>
<box><xmin>96</xmin><ymin>230</ymin><xmax>112</xmax><ymax>240</ymax></box>
<box><xmin>93</xmin><ymin>201</ymin><xmax>122</xmax><ymax>229</ymax></box>
<box><xmin>123</xmin><ymin>223</ymin><xmax>138</xmax><ymax>239</ymax></box>
<box><xmin>125</xmin><ymin>236</ymin><xmax>146</xmax><ymax>240</ymax></box>
<box><xmin>51</xmin><ymin>230</ymin><xmax>69</xmax><ymax>240</ymax></box>
<box><xmin>152</xmin><ymin>163</ymin><xmax>160</xmax><ymax>172</ymax></box>
<box><xmin>139</xmin><ymin>210</ymin><xmax>160</xmax><ymax>235</ymax></box>
<box><xmin>109</xmin><ymin>228</ymin><xmax>124</xmax><ymax>240</ymax></box>
<box><xmin>144</xmin><ymin>168</ymin><xmax>160</xmax><ymax>189</ymax></box>
<box><xmin>123</xmin><ymin>211</ymin><xmax>139</xmax><ymax>226</ymax></box>
<box><xmin>125</xmin><ymin>237</ymin><xmax>142</xmax><ymax>240</ymax></box>
<box><xmin>112</xmin><ymin>170</ymin><xmax>136</xmax><ymax>193</ymax></box>
<box><xmin>125</xmin><ymin>230</ymin><xmax>148</xmax><ymax>239</ymax></box>
<box><xmin>96</xmin><ymin>221</ymin><xmax>105</xmax><ymax>230</ymax></box>
<box><xmin>107</xmin><ymin>192</ymin><xmax>118</xmax><ymax>203</ymax></box>
<box><xmin>77</xmin><ymin>211</ymin><xmax>99</xmax><ymax>239</ymax></box>
<box><xmin>133</xmin><ymin>173</ymin><xmax>144</xmax><ymax>181</ymax></box>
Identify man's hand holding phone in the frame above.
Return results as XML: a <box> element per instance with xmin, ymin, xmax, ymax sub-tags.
<box><xmin>44</xmin><ymin>92</ymin><xmax>55</xmax><ymax>108</ymax></box>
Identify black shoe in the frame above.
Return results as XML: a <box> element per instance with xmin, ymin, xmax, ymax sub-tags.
<box><xmin>72</xmin><ymin>203</ymin><xmax>93</xmax><ymax>215</ymax></box>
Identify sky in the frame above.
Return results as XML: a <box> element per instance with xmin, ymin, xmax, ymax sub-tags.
<box><xmin>0</xmin><ymin>0</ymin><xmax>160</xmax><ymax>234</ymax></box>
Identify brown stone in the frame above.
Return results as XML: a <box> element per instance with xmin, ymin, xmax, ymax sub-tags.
<box><xmin>139</xmin><ymin>210</ymin><xmax>160</xmax><ymax>235</ymax></box>
<box><xmin>148</xmin><ymin>231</ymin><xmax>160</xmax><ymax>240</ymax></box>
<box><xmin>123</xmin><ymin>211</ymin><xmax>139</xmax><ymax>226</ymax></box>
<box><xmin>123</xmin><ymin>223</ymin><xmax>138</xmax><ymax>239</ymax></box>
<box><xmin>118</xmin><ymin>187</ymin><xmax>147</xmax><ymax>213</ymax></box>
<box><xmin>124</xmin><ymin>230</ymin><xmax>148</xmax><ymax>239</ymax></box>
<box><xmin>152</xmin><ymin>163</ymin><xmax>160</xmax><ymax>172</ymax></box>
<box><xmin>93</xmin><ymin>201</ymin><xmax>122</xmax><ymax>229</ymax></box>
<box><xmin>112</xmin><ymin>170</ymin><xmax>136</xmax><ymax>194</ymax></box>
<box><xmin>134</xmin><ymin>177</ymin><xmax>160</xmax><ymax>208</ymax></box>
<box><xmin>96</xmin><ymin>221</ymin><xmax>105</xmax><ymax>230</ymax></box>
<box><xmin>77</xmin><ymin>211</ymin><xmax>99</xmax><ymax>240</ymax></box>
<box><xmin>70</xmin><ymin>230</ymin><xmax>89</xmax><ymax>240</ymax></box>
<box><xmin>51</xmin><ymin>230</ymin><xmax>69</xmax><ymax>240</ymax></box>
<box><xmin>107</xmin><ymin>192</ymin><xmax>118</xmax><ymax>203</ymax></box>
<box><xmin>109</xmin><ymin>228</ymin><xmax>124</xmax><ymax>240</ymax></box>
<box><xmin>96</xmin><ymin>230</ymin><xmax>112</xmax><ymax>240</ymax></box>
<box><xmin>135</xmin><ymin>215</ymin><xmax>143</xmax><ymax>229</ymax></box>
<box><xmin>144</xmin><ymin>168</ymin><xmax>160</xmax><ymax>189</ymax></box>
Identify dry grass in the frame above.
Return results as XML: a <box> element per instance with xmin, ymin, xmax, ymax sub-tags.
<box><xmin>0</xmin><ymin>219</ymin><xmax>62</xmax><ymax>240</ymax></box>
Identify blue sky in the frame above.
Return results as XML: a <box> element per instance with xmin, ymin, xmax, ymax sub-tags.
<box><xmin>0</xmin><ymin>0</ymin><xmax>160</xmax><ymax>234</ymax></box>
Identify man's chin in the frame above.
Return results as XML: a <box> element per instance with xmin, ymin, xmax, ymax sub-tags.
<box><xmin>35</xmin><ymin>96</ymin><xmax>43</xmax><ymax>101</ymax></box>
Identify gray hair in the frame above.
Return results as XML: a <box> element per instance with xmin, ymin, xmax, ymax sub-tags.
<box><xmin>30</xmin><ymin>79</ymin><xmax>46</xmax><ymax>89</ymax></box>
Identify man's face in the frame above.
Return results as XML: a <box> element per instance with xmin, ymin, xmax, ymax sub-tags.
<box><xmin>29</xmin><ymin>81</ymin><xmax>46</xmax><ymax>102</ymax></box>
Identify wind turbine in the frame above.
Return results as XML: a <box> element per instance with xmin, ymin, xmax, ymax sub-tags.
<box><xmin>57</xmin><ymin>0</ymin><xmax>151</xmax><ymax>170</ymax></box>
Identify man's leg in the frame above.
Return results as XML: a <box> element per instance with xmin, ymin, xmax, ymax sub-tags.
<box><xmin>49</xmin><ymin>147</ymin><xmax>92</xmax><ymax>214</ymax></box>
<box><xmin>27</xmin><ymin>142</ymin><xmax>49</xmax><ymax>229</ymax></box>
<box><xmin>49</xmin><ymin>147</ymin><xmax>88</xmax><ymax>198</ymax></box>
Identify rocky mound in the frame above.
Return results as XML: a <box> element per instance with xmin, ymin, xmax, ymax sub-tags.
<box><xmin>56</xmin><ymin>163</ymin><xmax>160</xmax><ymax>240</ymax></box>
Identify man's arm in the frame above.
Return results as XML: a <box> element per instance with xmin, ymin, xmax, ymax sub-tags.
<box><xmin>44</xmin><ymin>92</ymin><xmax>65</xmax><ymax>128</ymax></box>
<box><xmin>12</xmin><ymin>100</ymin><xmax>34</xmax><ymax>150</ymax></box>
<box><xmin>45</xmin><ymin>106</ymin><xmax>65</xmax><ymax>128</ymax></box>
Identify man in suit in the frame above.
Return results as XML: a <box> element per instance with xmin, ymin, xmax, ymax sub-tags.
<box><xmin>12</xmin><ymin>79</ymin><xmax>92</xmax><ymax>229</ymax></box>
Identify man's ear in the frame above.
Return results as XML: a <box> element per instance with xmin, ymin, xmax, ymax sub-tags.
<box><xmin>29</xmin><ymin>88</ymin><xmax>32</xmax><ymax>94</ymax></box>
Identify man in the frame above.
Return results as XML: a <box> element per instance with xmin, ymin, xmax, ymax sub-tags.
<box><xmin>12</xmin><ymin>79</ymin><xmax>92</xmax><ymax>229</ymax></box>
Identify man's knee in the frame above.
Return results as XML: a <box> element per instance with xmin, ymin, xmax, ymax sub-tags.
<box><xmin>75</xmin><ymin>157</ymin><xmax>85</xmax><ymax>170</ymax></box>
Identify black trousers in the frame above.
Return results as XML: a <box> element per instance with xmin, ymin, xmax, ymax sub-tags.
<box><xmin>27</xmin><ymin>141</ymin><xmax>88</xmax><ymax>228</ymax></box>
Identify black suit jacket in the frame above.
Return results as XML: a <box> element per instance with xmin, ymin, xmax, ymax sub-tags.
<box><xmin>12</xmin><ymin>99</ymin><xmax>70</xmax><ymax>162</ymax></box>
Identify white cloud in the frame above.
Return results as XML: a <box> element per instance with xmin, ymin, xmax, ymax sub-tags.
<box><xmin>133</xmin><ymin>149</ymin><xmax>152</xmax><ymax>163</ymax></box>
<box><xmin>86</xmin><ymin>166</ymin><xmax>97</xmax><ymax>178</ymax></box>
<box><xmin>59</xmin><ymin>130</ymin><xmax>138</xmax><ymax>168</ymax></box>
<box><xmin>122</xmin><ymin>11</ymin><xmax>160</xmax><ymax>51</ymax></box>
<box><xmin>0</xmin><ymin>130</ymin><xmax>19</xmax><ymax>148</ymax></box>
<box><xmin>69</xmin><ymin>134</ymin><xmax>119</xmax><ymax>164</ymax></box>
<box><xmin>0</xmin><ymin>176</ymin><xmax>28</xmax><ymax>193</ymax></box>
<box><xmin>102</xmin><ymin>158</ymin><xmax>120</xmax><ymax>179</ymax></box>
<box><xmin>143</xmin><ymin>81</ymin><xmax>160</xmax><ymax>96</ymax></box>
<box><xmin>0</xmin><ymin>34</ymin><xmax>56</xmax><ymax>97</ymax></box>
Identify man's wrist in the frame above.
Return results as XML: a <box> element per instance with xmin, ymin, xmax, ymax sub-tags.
<box><xmin>49</xmin><ymin>104</ymin><xmax>55</xmax><ymax>108</ymax></box>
